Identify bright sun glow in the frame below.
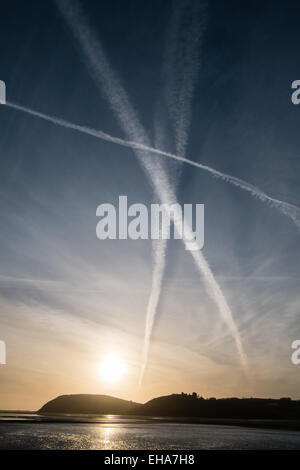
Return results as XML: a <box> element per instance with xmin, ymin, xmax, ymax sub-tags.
<box><xmin>99</xmin><ymin>354</ymin><xmax>126</xmax><ymax>382</ymax></box>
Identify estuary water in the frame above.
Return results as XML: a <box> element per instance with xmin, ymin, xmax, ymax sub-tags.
<box><xmin>1</xmin><ymin>416</ymin><xmax>300</xmax><ymax>449</ymax></box>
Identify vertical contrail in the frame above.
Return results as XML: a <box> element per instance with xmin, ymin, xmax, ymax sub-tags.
<box><xmin>163</xmin><ymin>0</ymin><xmax>206</xmax><ymax>158</ymax></box>
<box><xmin>141</xmin><ymin>0</ymin><xmax>207</xmax><ymax>384</ymax></box>
<box><xmin>139</xmin><ymin>237</ymin><xmax>167</xmax><ymax>385</ymax></box>
<box><xmin>139</xmin><ymin>105</ymin><xmax>169</xmax><ymax>386</ymax></box>
<box><xmin>55</xmin><ymin>0</ymin><xmax>247</xmax><ymax>379</ymax></box>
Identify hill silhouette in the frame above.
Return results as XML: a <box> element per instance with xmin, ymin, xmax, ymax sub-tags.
<box><xmin>39</xmin><ymin>392</ymin><xmax>300</xmax><ymax>420</ymax></box>
<box><xmin>135</xmin><ymin>393</ymin><xmax>300</xmax><ymax>419</ymax></box>
<box><xmin>39</xmin><ymin>394</ymin><xmax>139</xmax><ymax>415</ymax></box>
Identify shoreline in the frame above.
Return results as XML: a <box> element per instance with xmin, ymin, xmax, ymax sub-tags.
<box><xmin>1</xmin><ymin>414</ymin><xmax>300</xmax><ymax>432</ymax></box>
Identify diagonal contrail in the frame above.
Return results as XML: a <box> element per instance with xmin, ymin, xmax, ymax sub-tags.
<box><xmin>54</xmin><ymin>0</ymin><xmax>247</xmax><ymax>379</ymax></box>
<box><xmin>7</xmin><ymin>100</ymin><xmax>300</xmax><ymax>232</ymax></box>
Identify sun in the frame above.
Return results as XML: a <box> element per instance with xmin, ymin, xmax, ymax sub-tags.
<box><xmin>99</xmin><ymin>354</ymin><xmax>126</xmax><ymax>382</ymax></box>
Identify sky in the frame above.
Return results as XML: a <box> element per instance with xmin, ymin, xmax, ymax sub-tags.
<box><xmin>1</xmin><ymin>0</ymin><xmax>300</xmax><ymax>410</ymax></box>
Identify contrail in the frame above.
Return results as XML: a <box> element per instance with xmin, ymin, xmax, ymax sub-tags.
<box><xmin>140</xmin><ymin>112</ymin><xmax>169</xmax><ymax>387</ymax></box>
<box><xmin>140</xmin><ymin>0</ymin><xmax>207</xmax><ymax>385</ymax></box>
<box><xmin>6</xmin><ymin>100</ymin><xmax>300</xmax><ymax>233</ymax></box>
<box><xmin>139</xmin><ymin>237</ymin><xmax>167</xmax><ymax>386</ymax></box>
<box><xmin>54</xmin><ymin>0</ymin><xmax>248</xmax><ymax>377</ymax></box>
<box><xmin>163</xmin><ymin>0</ymin><xmax>206</xmax><ymax>157</ymax></box>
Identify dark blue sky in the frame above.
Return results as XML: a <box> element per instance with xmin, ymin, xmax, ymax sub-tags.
<box><xmin>1</xmin><ymin>0</ymin><xmax>300</xmax><ymax>408</ymax></box>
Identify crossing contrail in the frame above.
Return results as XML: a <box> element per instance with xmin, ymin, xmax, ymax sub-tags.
<box><xmin>6</xmin><ymin>104</ymin><xmax>247</xmax><ymax>380</ymax></box>
<box><xmin>54</xmin><ymin>0</ymin><xmax>248</xmax><ymax>378</ymax></box>
<box><xmin>6</xmin><ymin>87</ymin><xmax>300</xmax><ymax>377</ymax></box>
<box><xmin>146</xmin><ymin>1</ymin><xmax>207</xmax><ymax>378</ymax></box>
